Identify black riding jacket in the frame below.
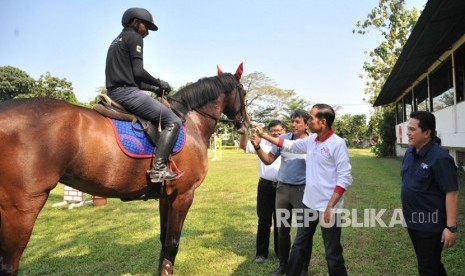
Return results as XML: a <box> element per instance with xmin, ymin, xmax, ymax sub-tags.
<box><xmin>105</xmin><ymin>27</ymin><xmax>161</xmax><ymax>90</ymax></box>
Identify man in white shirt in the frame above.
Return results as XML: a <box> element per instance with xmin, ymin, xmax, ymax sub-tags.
<box><xmin>243</xmin><ymin>120</ymin><xmax>286</xmax><ymax>264</ymax></box>
<box><xmin>254</xmin><ymin>104</ymin><xmax>352</xmax><ymax>276</ymax></box>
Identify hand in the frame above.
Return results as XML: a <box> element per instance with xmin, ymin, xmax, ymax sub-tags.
<box><xmin>152</xmin><ymin>86</ymin><xmax>163</xmax><ymax>97</ymax></box>
<box><xmin>322</xmin><ymin>206</ymin><xmax>333</xmax><ymax>226</ymax></box>
<box><xmin>250</xmin><ymin>134</ymin><xmax>261</xmax><ymax>148</ymax></box>
<box><xmin>442</xmin><ymin>228</ymin><xmax>457</xmax><ymax>248</ymax></box>
<box><xmin>159</xmin><ymin>80</ymin><xmax>171</xmax><ymax>93</ymax></box>
<box><xmin>252</xmin><ymin>123</ymin><xmax>265</xmax><ymax>137</ymax></box>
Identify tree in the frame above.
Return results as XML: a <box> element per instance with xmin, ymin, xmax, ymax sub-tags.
<box><xmin>354</xmin><ymin>0</ymin><xmax>421</xmax><ymax>156</ymax></box>
<box><xmin>282</xmin><ymin>96</ymin><xmax>311</xmax><ymax>115</ymax></box>
<box><xmin>372</xmin><ymin>105</ymin><xmax>396</xmax><ymax>156</ymax></box>
<box><xmin>33</xmin><ymin>72</ymin><xmax>79</xmax><ymax>104</ymax></box>
<box><xmin>0</xmin><ymin>66</ymin><xmax>35</xmax><ymax>102</ymax></box>
<box><xmin>333</xmin><ymin>114</ymin><xmax>368</xmax><ymax>147</ymax></box>
<box><xmin>241</xmin><ymin>72</ymin><xmax>309</xmax><ymax>125</ymax></box>
<box><xmin>280</xmin><ymin>96</ymin><xmax>312</xmax><ymax>127</ymax></box>
<box><xmin>83</xmin><ymin>86</ymin><xmax>107</xmax><ymax>107</ymax></box>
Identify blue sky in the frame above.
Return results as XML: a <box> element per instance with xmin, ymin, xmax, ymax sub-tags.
<box><xmin>0</xmin><ymin>0</ymin><xmax>427</xmax><ymax>117</ymax></box>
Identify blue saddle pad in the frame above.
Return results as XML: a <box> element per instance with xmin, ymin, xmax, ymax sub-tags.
<box><xmin>109</xmin><ymin>118</ymin><xmax>185</xmax><ymax>158</ymax></box>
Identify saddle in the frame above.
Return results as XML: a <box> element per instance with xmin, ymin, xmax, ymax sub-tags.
<box><xmin>92</xmin><ymin>94</ymin><xmax>175</xmax><ymax>201</ymax></box>
<box><xmin>92</xmin><ymin>94</ymin><xmax>161</xmax><ymax>144</ymax></box>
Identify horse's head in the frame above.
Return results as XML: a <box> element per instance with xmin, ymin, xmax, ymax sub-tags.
<box><xmin>169</xmin><ymin>63</ymin><xmax>250</xmax><ymax>133</ymax></box>
<box><xmin>217</xmin><ymin>63</ymin><xmax>250</xmax><ymax>133</ymax></box>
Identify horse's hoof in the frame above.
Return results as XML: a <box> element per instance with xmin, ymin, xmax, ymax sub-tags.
<box><xmin>161</xmin><ymin>259</ymin><xmax>173</xmax><ymax>275</ymax></box>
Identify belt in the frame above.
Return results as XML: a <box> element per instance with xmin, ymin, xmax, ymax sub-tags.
<box><xmin>107</xmin><ymin>84</ymin><xmax>137</xmax><ymax>92</ymax></box>
<box><xmin>260</xmin><ymin>177</ymin><xmax>278</xmax><ymax>187</ymax></box>
<box><xmin>278</xmin><ymin>181</ymin><xmax>305</xmax><ymax>186</ymax></box>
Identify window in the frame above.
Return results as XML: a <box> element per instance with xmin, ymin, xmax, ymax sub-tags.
<box><xmin>454</xmin><ymin>44</ymin><xmax>465</xmax><ymax>103</ymax></box>
<box><xmin>430</xmin><ymin>58</ymin><xmax>454</xmax><ymax>111</ymax></box>
<box><xmin>404</xmin><ymin>91</ymin><xmax>413</xmax><ymax>119</ymax></box>
<box><xmin>457</xmin><ymin>151</ymin><xmax>465</xmax><ymax>166</ymax></box>
<box><xmin>414</xmin><ymin>79</ymin><xmax>429</xmax><ymax>111</ymax></box>
<box><xmin>396</xmin><ymin>100</ymin><xmax>404</xmax><ymax>124</ymax></box>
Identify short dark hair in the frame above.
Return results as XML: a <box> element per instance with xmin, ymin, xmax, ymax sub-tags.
<box><xmin>268</xmin><ymin>119</ymin><xmax>285</xmax><ymax>130</ymax></box>
<box><xmin>410</xmin><ymin>111</ymin><xmax>437</xmax><ymax>140</ymax></box>
<box><xmin>312</xmin><ymin>104</ymin><xmax>335</xmax><ymax>128</ymax></box>
<box><xmin>290</xmin><ymin>109</ymin><xmax>310</xmax><ymax>122</ymax></box>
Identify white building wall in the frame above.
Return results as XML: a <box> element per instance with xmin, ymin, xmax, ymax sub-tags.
<box><xmin>395</xmin><ymin>144</ymin><xmax>408</xmax><ymax>157</ymax></box>
<box><xmin>395</xmin><ymin>121</ymin><xmax>409</xmax><ymax>157</ymax></box>
<box><xmin>435</xmin><ymin>101</ymin><xmax>465</xmax><ymax>147</ymax></box>
<box><xmin>396</xmin><ymin>121</ymin><xmax>409</xmax><ymax>145</ymax></box>
<box><xmin>395</xmin><ymin>101</ymin><xmax>465</xmax><ymax>163</ymax></box>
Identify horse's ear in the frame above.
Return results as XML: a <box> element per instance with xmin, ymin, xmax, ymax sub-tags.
<box><xmin>234</xmin><ymin>62</ymin><xmax>243</xmax><ymax>80</ymax></box>
<box><xmin>217</xmin><ymin>65</ymin><xmax>223</xmax><ymax>75</ymax></box>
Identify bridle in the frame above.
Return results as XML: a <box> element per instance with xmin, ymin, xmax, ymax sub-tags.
<box><xmin>169</xmin><ymin>61</ymin><xmax>249</xmax><ymax>130</ymax></box>
<box><xmin>217</xmin><ymin>83</ymin><xmax>249</xmax><ymax>128</ymax></box>
<box><xmin>173</xmin><ymin>82</ymin><xmax>249</xmax><ymax>129</ymax></box>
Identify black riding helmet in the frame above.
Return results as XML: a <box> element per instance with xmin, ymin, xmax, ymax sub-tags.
<box><xmin>122</xmin><ymin>8</ymin><xmax>158</xmax><ymax>31</ymax></box>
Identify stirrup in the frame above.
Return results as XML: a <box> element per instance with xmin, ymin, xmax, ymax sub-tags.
<box><xmin>147</xmin><ymin>167</ymin><xmax>178</xmax><ymax>183</ymax></box>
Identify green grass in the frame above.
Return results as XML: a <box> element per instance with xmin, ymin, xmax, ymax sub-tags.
<box><xmin>19</xmin><ymin>149</ymin><xmax>464</xmax><ymax>275</ymax></box>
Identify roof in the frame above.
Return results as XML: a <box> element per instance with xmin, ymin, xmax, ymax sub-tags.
<box><xmin>374</xmin><ymin>0</ymin><xmax>465</xmax><ymax>106</ymax></box>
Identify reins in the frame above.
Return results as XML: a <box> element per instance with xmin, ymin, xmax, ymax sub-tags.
<box><xmin>169</xmin><ymin>83</ymin><xmax>247</xmax><ymax>126</ymax></box>
<box><xmin>194</xmin><ymin>108</ymin><xmax>220</xmax><ymax>122</ymax></box>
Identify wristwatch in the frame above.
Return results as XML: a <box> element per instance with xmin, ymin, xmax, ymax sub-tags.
<box><xmin>445</xmin><ymin>226</ymin><xmax>458</xmax><ymax>233</ymax></box>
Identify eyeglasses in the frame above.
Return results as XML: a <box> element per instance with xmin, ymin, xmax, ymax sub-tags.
<box><xmin>269</xmin><ymin>128</ymin><xmax>284</xmax><ymax>134</ymax></box>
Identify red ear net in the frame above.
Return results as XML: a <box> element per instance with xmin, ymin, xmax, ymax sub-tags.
<box><xmin>217</xmin><ymin>65</ymin><xmax>223</xmax><ymax>75</ymax></box>
<box><xmin>234</xmin><ymin>62</ymin><xmax>243</xmax><ymax>80</ymax></box>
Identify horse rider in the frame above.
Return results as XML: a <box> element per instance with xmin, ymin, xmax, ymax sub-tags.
<box><xmin>105</xmin><ymin>7</ymin><xmax>182</xmax><ymax>182</ymax></box>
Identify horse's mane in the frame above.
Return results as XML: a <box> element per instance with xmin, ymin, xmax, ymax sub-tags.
<box><xmin>0</xmin><ymin>97</ymin><xmax>62</xmax><ymax>110</ymax></box>
<box><xmin>169</xmin><ymin>73</ymin><xmax>238</xmax><ymax>114</ymax></box>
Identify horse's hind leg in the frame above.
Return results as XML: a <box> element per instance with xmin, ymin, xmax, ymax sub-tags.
<box><xmin>158</xmin><ymin>193</ymin><xmax>194</xmax><ymax>276</ymax></box>
<box><xmin>0</xmin><ymin>192</ymin><xmax>49</xmax><ymax>275</ymax></box>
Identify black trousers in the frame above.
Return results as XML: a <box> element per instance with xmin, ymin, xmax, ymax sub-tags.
<box><xmin>256</xmin><ymin>178</ymin><xmax>279</xmax><ymax>258</ymax></box>
<box><xmin>108</xmin><ymin>87</ymin><xmax>182</xmax><ymax>127</ymax></box>
<box><xmin>408</xmin><ymin>228</ymin><xmax>447</xmax><ymax>276</ymax></box>
<box><xmin>287</xmin><ymin>210</ymin><xmax>347</xmax><ymax>276</ymax></box>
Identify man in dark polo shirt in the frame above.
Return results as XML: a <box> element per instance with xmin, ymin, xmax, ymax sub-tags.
<box><xmin>105</xmin><ymin>7</ymin><xmax>182</xmax><ymax>182</ymax></box>
<box><xmin>401</xmin><ymin>111</ymin><xmax>459</xmax><ymax>275</ymax></box>
<box><xmin>252</xmin><ymin>110</ymin><xmax>312</xmax><ymax>276</ymax></box>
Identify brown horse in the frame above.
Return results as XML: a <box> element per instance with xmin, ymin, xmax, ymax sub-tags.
<box><xmin>0</xmin><ymin>64</ymin><xmax>249</xmax><ymax>275</ymax></box>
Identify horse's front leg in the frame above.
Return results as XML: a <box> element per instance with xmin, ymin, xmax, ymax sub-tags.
<box><xmin>158</xmin><ymin>198</ymin><xmax>170</xmax><ymax>274</ymax></box>
<box><xmin>158</xmin><ymin>192</ymin><xmax>194</xmax><ymax>276</ymax></box>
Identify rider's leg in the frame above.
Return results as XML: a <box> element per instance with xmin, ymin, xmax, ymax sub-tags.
<box><xmin>107</xmin><ymin>87</ymin><xmax>183</xmax><ymax>182</ymax></box>
<box><xmin>148</xmin><ymin>122</ymin><xmax>181</xmax><ymax>182</ymax></box>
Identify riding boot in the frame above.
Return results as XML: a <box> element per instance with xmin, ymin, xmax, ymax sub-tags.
<box><xmin>148</xmin><ymin>123</ymin><xmax>181</xmax><ymax>183</ymax></box>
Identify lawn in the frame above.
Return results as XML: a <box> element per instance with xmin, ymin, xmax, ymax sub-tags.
<box><xmin>19</xmin><ymin>148</ymin><xmax>464</xmax><ymax>275</ymax></box>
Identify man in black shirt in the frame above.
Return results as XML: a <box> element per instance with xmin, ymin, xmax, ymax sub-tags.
<box><xmin>105</xmin><ymin>7</ymin><xmax>182</xmax><ymax>182</ymax></box>
<box><xmin>401</xmin><ymin>111</ymin><xmax>458</xmax><ymax>275</ymax></box>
